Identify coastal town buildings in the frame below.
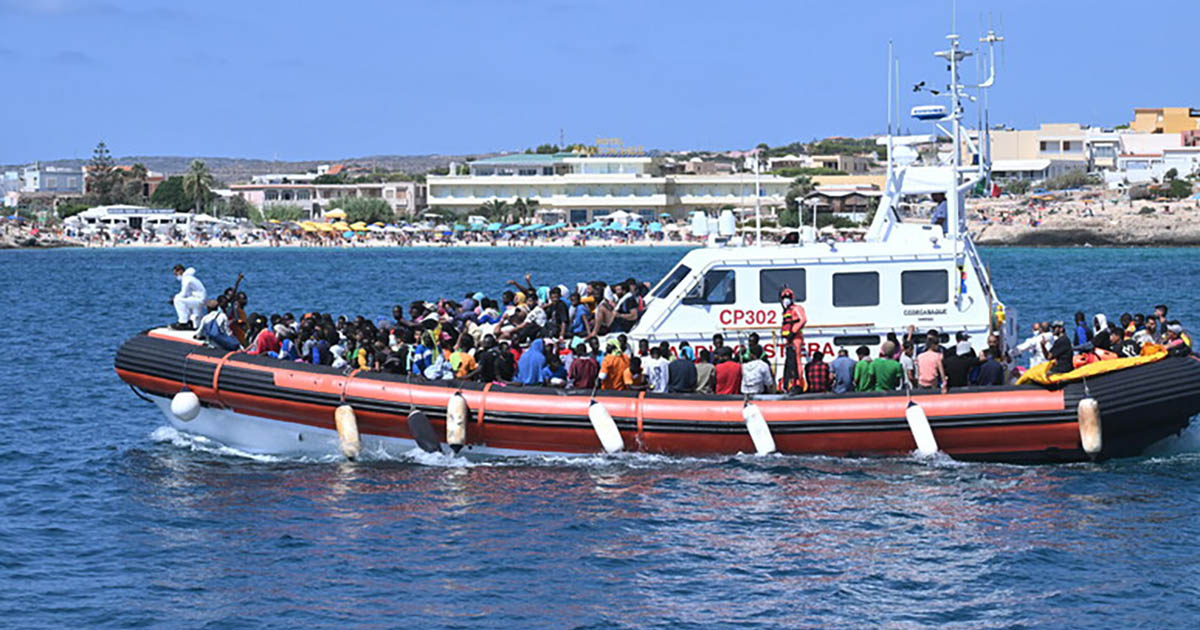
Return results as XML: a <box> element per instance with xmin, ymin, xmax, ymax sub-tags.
<box><xmin>968</xmin><ymin>109</ymin><xmax>1200</xmax><ymax>186</ymax></box>
<box><xmin>425</xmin><ymin>153</ymin><xmax>792</xmax><ymax>223</ymax></box>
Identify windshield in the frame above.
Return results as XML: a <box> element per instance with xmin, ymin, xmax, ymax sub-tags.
<box><xmin>649</xmin><ymin>264</ymin><xmax>692</xmax><ymax>299</ymax></box>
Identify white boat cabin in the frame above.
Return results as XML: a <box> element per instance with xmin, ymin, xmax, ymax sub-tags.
<box><xmin>633</xmin><ymin>222</ymin><xmax>1004</xmax><ymax>362</ymax></box>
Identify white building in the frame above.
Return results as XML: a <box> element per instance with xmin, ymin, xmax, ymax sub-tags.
<box><xmin>426</xmin><ymin>153</ymin><xmax>791</xmax><ymax>223</ymax></box>
<box><xmin>21</xmin><ymin>163</ymin><xmax>85</xmax><ymax>194</ymax></box>
<box><xmin>64</xmin><ymin>205</ymin><xmax>195</xmax><ymax>231</ymax></box>
<box><xmin>990</xmin><ymin>159</ymin><xmax>1084</xmax><ymax>181</ymax></box>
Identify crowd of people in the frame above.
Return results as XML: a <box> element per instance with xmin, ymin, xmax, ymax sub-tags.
<box><xmin>167</xmin><ymin>264</ymin><xmax>1193</xmax><ymax>398</ymax></box>
<box><xmin>1014</xmin><ymin>307</ymin><xmax>1192</xmax><ymax>375</ymax></box>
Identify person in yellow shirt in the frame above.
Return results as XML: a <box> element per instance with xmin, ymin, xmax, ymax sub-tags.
<box><xmin>450</xmin><ymin>337</ymin><xmax>479</xmax><ymax>379</ymax></box>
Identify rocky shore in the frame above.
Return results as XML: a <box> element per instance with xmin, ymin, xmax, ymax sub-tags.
<box><xmin>970</xmin><ymin>192</ymin><xmax>1200</xmax><ymax>247</ymax></box>
<box><xmin>0</xmin><ymin>225</ymin><xmax>81</xmax><ymax>249</ymax></box>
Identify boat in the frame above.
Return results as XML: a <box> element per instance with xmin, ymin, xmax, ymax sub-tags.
<box><xmin>115</xmin><ymin>28</ymin><xmax>1200</xmax><ymax>463</ymax></box>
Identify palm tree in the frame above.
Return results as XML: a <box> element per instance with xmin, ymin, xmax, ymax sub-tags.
<box><xmin>513</xmin><ymin>197</ymin><xmax>540</xmax><ymax>222</ymax></box>
<box><xmin>480</xmin><ymin>199</ymin><xmax>508</xmax><ymax>221</ymax></box>
<box><xmin>182</xmin><ymin>159</ymin><xmax>215</xmax><ymax>214</ymax></box>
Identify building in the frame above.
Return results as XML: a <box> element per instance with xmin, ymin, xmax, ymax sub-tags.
<box><xmin>971</xmin><ymin>123</ymin><xmax>1127</xmax><ymax>172</ymax></box>
<box><xmin>425</xmin><ymin>153</ymin><xmax>792</xmax><ymax>223</ymax></box>
<box><xmin>766</xmin><ymin>154</ymin><xmax>813</xmax><ymax>171</ymax></box>
<box><xmin>991</xmin><ymin>159</ymin><xmax>1084</xmax><ymax>182</ymax></box>
<box><xmin>1130</xmin><ymin>107</ymin><xmax>1200</xmax><ymax>134</ymax></box>
<box><xmin>803</xmin><ymin>187</ymin><xmax>882</xmax><ymax>223</ymax></box>
<box><xmin>1162</xmin><ymin>147</ymin><xmax>1200</xmax><ymax>177</ymax></box>
<box><xmin>683</xmin><ymin>157</ymin><xmax>735</xmax><ymax>175</ymax></box>
<box><xmin>809</xmin><ymin>154</ymin><xmax>874</xmax><ymax>174</ymax></box>
<box><xmin>229</xmin><ymin>180</ymin><xmax>426</xmax><ymax>218</ymax></box>
<box><xmin>21</xmin><ymin>163</ymin><xmax>84</xmax><ymax>194</ymax></box>
<box><xmin>64</xmin><ymin>205</ymin><xmax>194</xmax><ymax>231</ymax></box>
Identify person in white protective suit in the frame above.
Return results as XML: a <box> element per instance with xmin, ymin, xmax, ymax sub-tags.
<box><xmin>171</xmin><ymin>264</ymin><xmax>207</xmax><ymax>330</ymax></box>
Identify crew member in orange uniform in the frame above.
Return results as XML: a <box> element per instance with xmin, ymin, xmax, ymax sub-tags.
<box><xmin>779</xmin><ymin>287</ymin><xmax>807</xmax><ymax>392</ymax></box>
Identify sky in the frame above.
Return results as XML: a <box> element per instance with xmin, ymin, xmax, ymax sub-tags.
<box><xmin>0</xmin><ymin>0</ymin><xmax>1197</xmax><ymax>164</ymax></box>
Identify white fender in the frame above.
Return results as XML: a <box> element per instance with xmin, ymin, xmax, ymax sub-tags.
<box><xmin>905</xmin><ymin>401</ymin><xmax>939</xmax><ymax>457</ymax></box>
<box><xmin>334</xmin><ymin>404</ymin><xmax>362</xmax><ymax>460</ymax></box>
<box><xmin>170</xmin><ymin>389</ymin><xmax>200</xmax><ymax>422</ymax></box>
<box><xmin>1077</xmin><ymin>397</ymin><xmax>1102</xmax><ymax>458</ymax></box>
<box><xmin>742</xmin><ymin>403</ymin><xmax>776</xmax><ymax>455</ymax></box>
<box><xmin>446</xmin><ymin>393</ymin><xmax>468</xmax><ymax>453</ymax></box>
<box><xmin>587</xmin><ymin>401</ymin><xmax>624</xmax><ymax>454</ymax></box>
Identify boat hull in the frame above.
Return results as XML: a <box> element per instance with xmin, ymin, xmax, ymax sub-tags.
<box><xmin>115</xmin><ymin>331</ymin><xmax>1200</xmax><ymax>464</ymax></box>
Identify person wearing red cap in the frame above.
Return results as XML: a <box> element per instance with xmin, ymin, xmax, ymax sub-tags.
<box><xmin>779</xmin><ymin>287</ymin><xmax>807</xmax><ymax>392</ymax></box>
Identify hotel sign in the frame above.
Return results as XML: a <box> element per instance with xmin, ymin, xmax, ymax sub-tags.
<box><xmin>592</xmin><ymin>137</ymin><xmax>645</xmax><ymax>156</ymax></box>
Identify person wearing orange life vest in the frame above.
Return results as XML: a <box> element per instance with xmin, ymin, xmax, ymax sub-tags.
<box><xmin>779</xmin><ymin>287</ymin><xmax>807</xmax><ymax>392</ymax></box>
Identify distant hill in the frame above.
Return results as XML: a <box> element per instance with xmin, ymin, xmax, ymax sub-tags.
<box><xmin>1</xmin><ymin>154</ymin><xmax>486</xmax><ymax>185</ymax></box>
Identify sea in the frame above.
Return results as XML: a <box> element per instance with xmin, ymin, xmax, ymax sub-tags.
<box><xmin>1</xmin><ymin>245</ymin><xmax>1198</xmax><ymax>629</ymax></box>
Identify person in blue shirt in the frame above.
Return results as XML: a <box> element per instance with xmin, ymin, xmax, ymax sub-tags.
<box><xmin>516</xmin><ymin>338</ymin><xmax>548</xmax><ymax>385</ymax></box>
<box><xmin>829</xmin><ymin>348</ymin><xmax>856</xmax><ymax>394</ymax></box>
<box><xmin>569</xmin><ymin>292</ymin><xmax>591</xmax><ymax>337</ymax></box>
<box><xmin>1072</xmin><ymin>311</ymin><xmax>1092</xmax><ymax>346</ymax></box>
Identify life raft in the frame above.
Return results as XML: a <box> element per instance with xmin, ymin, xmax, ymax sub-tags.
<box><xmin>115</xmin><ymin>329</ymin><xmax>1200</xmax><ymax>464</ymax></box>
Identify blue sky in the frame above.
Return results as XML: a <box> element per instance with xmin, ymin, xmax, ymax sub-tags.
<box><xmin>0</xmin><ymin>0</ymin><xmax>1197</xmax><ymax>164</ymax></box>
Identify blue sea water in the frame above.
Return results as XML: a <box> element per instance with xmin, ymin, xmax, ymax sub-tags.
<box><xmin>1</xmin><ymin>245</ymin><xmax>1199</xmax><ymax>629</ymax></box>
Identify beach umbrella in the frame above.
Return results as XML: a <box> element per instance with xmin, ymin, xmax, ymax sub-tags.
<box><xmin>350</xmin><ymin>221</ymin><xmax>369</xmax><ymax>231</ymax></box>
<box><xmin>659</xmin><ymin>212</ymin><xmax>672</xmax><ymax>218</ymax></box>
<box><xmin>629</xmin><ymin>221</ymin><xmax>644</xmax><ymax>231</ymax></box>
<box><xmin>608</xmin><ymin>221</ymin><xmax>626</xmax><ymax>231</ymax></box>
<box><xmin>368</xmin><ymin>224</ymin><xmax>384</xmax><ymax>232</ymax></box>
<box><xmin>648</xmin><ymin>222</ymin><xmax>663</xmax><ymax>232</ymax></box>
<box><xmin>523</xmin><ymin>223</ymin><xmax>545</xmax><ymax>231</ymax></box>
<box><xmin>383</xmin><ymin>224</ymin><xmax>402</xmax><ymax>233</ymax></box>
<box><xmin>486</xmin><ymin>222</ymin><xmax>503</xmax><ymax>232</ymax></box>
<box><xmin>325</xmin><ymin>209</ymin><xmax>347</xmax><ymax>219</ymax></box>
<box><xmin>504</xmin><ymin>224</ymin><xmax>523</xmax><ymax>231</ymax></box>
<box><xmin>332</xmin><ymin>221</ymin><xmax>351</xmax><ymax>231</ymax></box>
<box><xmin>453</xmin><ymin>223</ymin><xmax>467</xmax><ymax>231</ymax></box>
<box><xmin>343</xmin><ymin>230</ymin><xmax>355</xmax><ymax>238</ymax></box>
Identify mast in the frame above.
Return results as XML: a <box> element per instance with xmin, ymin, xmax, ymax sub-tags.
<box><xmin>754</xmin><ymin>154</ymin><xmax>761</xmax><ymax>245</ymax></box>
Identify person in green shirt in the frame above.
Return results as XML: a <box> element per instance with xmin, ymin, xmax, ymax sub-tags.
<box><xmin>852</xmin><ymin>345</ymin><xmax>874</xmax><ymax>392</ymax></box>
<box><xmin>870</xmin><ymin>341</ymin><xmax>904</xmax><ymax>391</ymax></box>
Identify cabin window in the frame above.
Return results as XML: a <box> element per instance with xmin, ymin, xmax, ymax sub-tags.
<box><xmin>759</xmin><ymin>268</ymin><xmax>806</xmax><ymax>303</ymax></box>
<box><xmin>901</xmin><ymin>270</ymin><xmax>949</xmax><ymax>305</ymax></box>
<box><xmin>832</xmin><ymin>272</ymin><xmax>879</xmax><ymax>307</ymax></box>
<box><xmin>833</xmin><ymin>335</ymin><xmax>880</xmax><ymax>346</ymax></box>
<box><xmin>683</xmin><ymin>269</ymin><xmax>736</xmax><ymax>305</ymax></box>
<box><xmin>650</xmin><ymin>264</ymin><xmax>692</xmax><ymax>299</ymax></box>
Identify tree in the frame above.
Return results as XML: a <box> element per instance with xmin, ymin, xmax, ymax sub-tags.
<box><xmin>56</xmin><ymin>203</ymin><xmax>90</xmax><ymax>219</ymax></box>
<box><xmin>150</xmin><ymin>176</ymin><xmax>191</xmax><ymax>212</ymax></box>
<box><xmin>86</xmin><ymin>141</ymin><xmax>120</xmax><ymax>204</ymax></box>
<box><xmin>512</xmin><ymin>197</ymin><xmax>539</xmax><ymax>221</ymax></box>
<box><xmin>534</xmin><ymin>144</ymin><xmax>560</xmax><ymax>154</ymax></box>
<box><xmin>182</xmin><ymin>160</ymin><xmax>215</xmax><ymax>213</ymax></box>
<box><xmin>779</xmin><ymin>175</ymin><xmax>816</xmax><ymax>228</ymax></box>
<box><xmin>313</xmin><ymin>173</ymin><xmax>346</xmax><ymax>184</ymax></box>
<box><xmin>262</xmin><ymin>204</ymin><xmax>306</xmax><ymax>222</ymax></box>
<box><xmin>213</xmin><ymin>194</ymin><xmax>256</xmax><ymax>219</ymax></box>
<box><xmin>1003</xmin><ymin>179</ymin><xmax>1031</xmax><ymax>195</ymax></box>
<box><xmin>1165</xmin><ymin>168</ymin><xmax>1179</xmax><ymax>181</ymax></box>
<box><xmin>119</xmin><ymin>162</ymin><xmax>149</xmax><ymax>203</ymax></box>
<box><xmin>480</xmin><ymin>199</ymin><xmax>509</xmax><ymax>221</ymax></box>
<box><xmin>329</xmin><ymin>197</ymin><xmax>393</xmax><ymax>223</ymax></box>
